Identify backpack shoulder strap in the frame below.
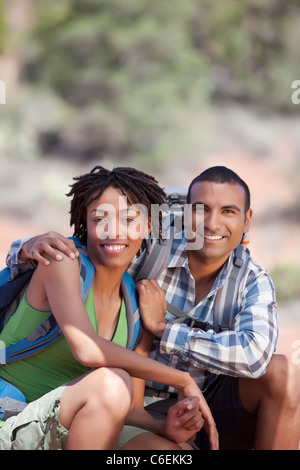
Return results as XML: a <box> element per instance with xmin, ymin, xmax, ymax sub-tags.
<box><xmin>135</xmin><ymin>228</ymin><xmax>174</xmax><ymax>282</ymax></box>
<box><xmin>213</xmin><ymin>244</ymin><xmax>250</xmax><ymax>330</ymax></box>
<box><xmin>121</xmin><ymin>272</ymin><xmax>143</xmax><ymax>350</ymax></box>
<box><xmin>165</xmin><ymin>245</ymin><xmax>250</xmax><ymax>333</ymax></box>
<box><xmin>77</xmin><ymin>248</ymin><xmax>95</xmax><ymax>302</ymax></box>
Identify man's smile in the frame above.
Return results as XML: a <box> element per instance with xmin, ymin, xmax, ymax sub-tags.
<box><xmin>203</xmin><ymin>235</ymin><xmax>226</xmax><ymax>242</ymax></box>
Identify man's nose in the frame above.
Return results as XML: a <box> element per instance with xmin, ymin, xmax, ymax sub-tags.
<box><xmin>204</xmin><ymin>211</ymin><xmax>221</xmax><ymax>232</ymax></box>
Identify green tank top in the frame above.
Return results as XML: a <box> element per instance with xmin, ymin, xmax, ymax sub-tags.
<box><xmin>0</xmin><ymin>289</ymin><xmax>128</xmax><ymax>403</ymax></box>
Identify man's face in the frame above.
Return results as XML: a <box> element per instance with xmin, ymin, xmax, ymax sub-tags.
<box><xmin>189</xmin><ymin>181</ymin><xmax>252</xmax><ymax>264</ymax></box>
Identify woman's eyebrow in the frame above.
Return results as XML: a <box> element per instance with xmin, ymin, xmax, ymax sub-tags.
<box><xmin>90</xmin><ymin>208</ymin><xmax>106</xmax><ymax>215</ymax></box>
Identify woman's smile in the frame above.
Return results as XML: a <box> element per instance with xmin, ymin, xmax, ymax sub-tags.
<box><xmin>100</xmin><ymin>242</ymin><xmax>128</xmax><ymax>254</ymax></box>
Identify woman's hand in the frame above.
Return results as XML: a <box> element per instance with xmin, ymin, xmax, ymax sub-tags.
<box><xmin>164</xmin><ymin>397</ymin><xmax>204</xmax><ymax>444</ymax></box>
<box><xmin>20</xmin><ymin>232</ymin><xmax>79</xmax><ymax>266</ymax></box>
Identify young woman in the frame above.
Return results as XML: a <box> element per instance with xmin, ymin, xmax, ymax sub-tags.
<box><xmin>0</xmin><ymin>166</ymin><xmax>218</xmax><ymax>450</ymax></box>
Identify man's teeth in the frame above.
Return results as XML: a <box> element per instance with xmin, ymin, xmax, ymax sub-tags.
<box><xmin>103</xmin><ymin>244</ymin><xmax>126</xmax><ymax>251</ymax></box>
<box><xmin>204</xmin><ymin>235</ymin><xmax>223</xmax><ymax>240</ymax></box>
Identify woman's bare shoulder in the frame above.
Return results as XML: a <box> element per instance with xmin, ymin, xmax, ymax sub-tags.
<box><xmin>27</xmin><ymin>253</ymin><xmax>81</xmax><ymax>311</ymax></box>
<box><xmin>38</xmin><ymin>252</ymin><xmax>81</xmax><ymax>280</ymax></box>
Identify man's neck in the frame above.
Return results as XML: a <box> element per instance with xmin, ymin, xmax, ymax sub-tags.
<box><xmin>188</xmin><ymin>251</ymin><xmax>228</xmax><ymax>281</ymax></box>
<box><xmin>187</xmin><ymin>251</ymin><xmax>229</xmax><ymax>303</ymax></box>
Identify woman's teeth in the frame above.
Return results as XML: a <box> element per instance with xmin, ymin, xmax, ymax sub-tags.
<box><xmin>103</xmin><ymin>244</ymin><xmax>126</xmax><ymax>251</ymax></box>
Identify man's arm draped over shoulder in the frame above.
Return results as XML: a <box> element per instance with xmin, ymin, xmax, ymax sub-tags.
<box><xmin>6</xmin><ymin>234</ymin><xmax>79</xmax><ymax>279</ymax></box>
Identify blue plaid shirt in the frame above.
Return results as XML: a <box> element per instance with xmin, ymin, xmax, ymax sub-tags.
<box><xmin>6</xmin><ymin>234</ymin><xmax>278</xmax><ymax>393</ymax></box>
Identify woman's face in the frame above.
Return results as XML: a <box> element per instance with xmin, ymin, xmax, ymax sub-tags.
<box><xmin>86</xmin><ymin>186</ymin><xmax>150</xmax><ymax>269</ymax></box>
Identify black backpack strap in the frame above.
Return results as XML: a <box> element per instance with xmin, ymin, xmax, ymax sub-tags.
<box><xmin>166</xmin><ymin>302</ymin><xmax>223</xmax><ymax>333</ymax></box>
<box><xmin>26</xmin><ymin>314</ymin><xmax>58</xmax><ymax>342</ymax></box>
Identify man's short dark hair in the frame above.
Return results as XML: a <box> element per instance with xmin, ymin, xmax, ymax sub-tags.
<box><xmin>187</xmin><ymin>166</ymin><xmax>251</xmax><ymax>213</ymax></box>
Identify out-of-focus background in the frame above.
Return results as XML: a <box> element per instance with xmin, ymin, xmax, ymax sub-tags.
<box><xmin>0</xmin><ymin>1</ymin><xmax>300</xmax><ymax>360</ymax></box>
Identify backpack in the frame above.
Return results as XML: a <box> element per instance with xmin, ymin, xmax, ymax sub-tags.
<box><xmin>0</xmin><ymin>240</ymin><xmax>142</xmax><ymax>366</ymax></box>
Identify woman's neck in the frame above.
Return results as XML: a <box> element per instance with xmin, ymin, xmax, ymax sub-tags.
<box><xmin>92</xmin><ymin>265</ymin><xmax>124</xmax><ymax>300</ymax></box>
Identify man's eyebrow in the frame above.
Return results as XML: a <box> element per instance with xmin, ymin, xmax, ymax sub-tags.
<box><xmin>221</xmin><ymin>205</ymin><xmax>241</xmax><ymax>212</ymax></box>
<box><xmin>192</xmin><ymin>202</ymin><xmax>241</xmax><ymax>212</ymax></box>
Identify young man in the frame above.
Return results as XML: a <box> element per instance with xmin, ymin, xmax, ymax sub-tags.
<box><xmin>5</xmin><ymin>166</ymin><xmax>300</xmax><ymax>450</ymax></box>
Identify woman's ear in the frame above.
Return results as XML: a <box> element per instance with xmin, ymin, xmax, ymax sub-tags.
<box><xmin>146</xmin><ymin>218</ymin><xmax>152</xmax><ymax>238</ymax></box>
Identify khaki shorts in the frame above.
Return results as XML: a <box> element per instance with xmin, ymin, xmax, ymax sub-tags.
<box><xmin>0</xmin><ymin>385</ymin><xmax>68</xmax><ymax>450</ymax></box>
<box><xmin>117</xmin><ymin>426</ymin><xmax>150</xmax><ymax>449</ymax></box>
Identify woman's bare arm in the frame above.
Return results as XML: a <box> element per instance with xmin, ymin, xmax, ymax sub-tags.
<box><xmin>126</xmin><ymin>331</ymin><xmax>204</xmax><ymax>443</ymax></box>
<box><xmin>29</xmin><ymin>254</ymin><xmax>218</xmax><ymax>449</ymax></box>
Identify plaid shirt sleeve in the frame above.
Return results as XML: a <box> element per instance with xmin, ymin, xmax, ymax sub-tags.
<box><xmin>5</xmin><ymin>238</ymin><xmax>37</xmax><ymax>278</ymax></box>
<box><xmin>159</xmin><ymin>269</ymin><xmax>278</xmax><ymax>379</ymax></box>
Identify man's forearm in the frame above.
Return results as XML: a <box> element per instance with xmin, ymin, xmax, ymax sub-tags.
<box><xmin>125</xmin><ymin>406</ymin><xmax>166</xmax><ymax>437</ymax></box>
<box><xmin>160</xmin><ymin>314</ymin><xmax>278</xmax><ymax>380</ymax></box>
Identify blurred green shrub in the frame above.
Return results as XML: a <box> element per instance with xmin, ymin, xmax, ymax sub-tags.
<box><xmin>271</xmin><ymin>265</ymin><xmax>300</xmax><ymax>300</ymax></box>
<box><xmin>0</xmin><ymin>2</ymin><xmax>6</xmax><ymax>53</ymax></box>
<box><xmin>2</xmin><ymin>0</ymin><xmax>300</xmax><ymax>163</ymax></box>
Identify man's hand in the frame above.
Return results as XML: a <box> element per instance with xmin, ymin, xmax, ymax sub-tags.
<box><xmin>136</xmin><ymin>279</ymin><xmax>167</xmax><ymax>338</ymax></box>
<box><xmin>20</xmin><ymin>232</ymin><xmax>79</xmax><ymax>266</ymax></box>
<box><xmin>178</xmin><ymin>377</ymin><xmax>219</xmax><ymax>450</ymax></box>
<box><xmin>165</xmin><ymin>397</ymin><xmax>204</xmax><ymax>444</ymax></box>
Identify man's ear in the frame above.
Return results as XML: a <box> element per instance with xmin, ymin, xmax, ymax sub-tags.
<box><xmin>244</xmin><ymin>208</ymin><xmax>253</xmax><ymax>234</ymax></box>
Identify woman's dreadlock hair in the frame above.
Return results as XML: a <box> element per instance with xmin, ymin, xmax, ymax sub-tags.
<box><xmin>66</xmin><ymin>166</ymin><xmax>167</xmax><ymax>253</ymax></box>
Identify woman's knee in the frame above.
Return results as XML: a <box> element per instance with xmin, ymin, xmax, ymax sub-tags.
<box><xmin>86</xmin><ymin>367</ymin><xmax>133</xmax><ymax>413</ymax></box>
<box><xmin>61</xmin><ymin>367</ymin><xmax>133</xmax><ymax>429</ymax></box>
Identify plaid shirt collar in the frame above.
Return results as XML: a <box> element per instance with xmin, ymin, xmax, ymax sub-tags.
<box><xmin>166</xmin><ymin>231</ymin><xmax>233</xmax><ymax>296</ymax></box>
